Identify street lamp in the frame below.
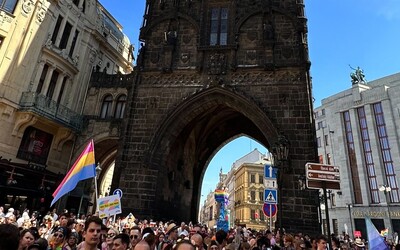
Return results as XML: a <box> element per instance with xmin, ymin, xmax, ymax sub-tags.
<box><xmin>270</xmin><ymin>134</ymin><xmax>290</xmax><ymax>234</ymax></box>
<box><xmin>379</xmin><ymin>184</ymin><xmax>393</xmax><ymax>238</ymax></box>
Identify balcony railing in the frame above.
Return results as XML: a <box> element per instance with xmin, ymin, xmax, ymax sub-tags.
<box><xmin>19</xmin><ymin>92</ymin><xmax>82</xmax><ymax>131</ymax></box>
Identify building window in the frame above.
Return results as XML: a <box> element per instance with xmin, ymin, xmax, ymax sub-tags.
<box><xmin>100</xmin><ymin>95</ymin><xmax>113</xmax><ymax>118</ymax></box>
<box><xmin>69</xmin><ymin>30</ymin><xmax>79</xmax><ymax>57</ymax></box>
<box><xmin>373</xmin><ymin>102</ymin><xmax>400</xmax><ymax>202</ymax></box>
<box><xmin>321</xmin><ymin>109</ymin><xmax>325</xmax><ymax>116</ymax></box>
<box><xmin>114</xmin><ymin>95</ymin><xmax>126</xmax><ymax>118</ymax></box>
<box><xmin>0</xmin><ymin>36</ymin><xmax>4</xmax><ymax>48</ymax></box>
<box><xmin>332</xmin><ymin>219</ymin><xmax>338</xmax><ymax>235</ymax></box>
<box><xmin>209</xmin><ymin>206</ymin><xmax>213</xmax><ymax>221</ymax></box>
<box><xmin>259</xmin><ymin>210</ymin><xmax>265</xmax><ymax>221</ymax></box>
<box><xmin>59</xmin><ymin>22</ymin><xmax>72</xmax><ymax>50</ymax></box>
<box><xmin>317</xmin><ymin>137</ymin><xmax>321</xmax><ymax>148</ymax></box>
<box><xmin>72</xmin><ymin>0</ymin><xmax>79</xmax><ymax>5</ymax></box>
<box><xmin>0</xmin><ymin>0</ymin><xmax>18</xmax><ymax>13</ymax></box>
<box><xmin>258</xmin><ymin>175</ymin><xmax>263</xmax><ymax>184</ymax></box>
<box><xmin>317</xmin><ymin>121</ymin><xmax>325</xmax><ymax>130</ymax></box>
<box><xmin>326</xmin><ymin>153</ymin><xmax>331</xmax><ymax>165</ymax></box>
<box><xmin>250</xmin><ymin>209</ymin><xmax>256</xmax><ymax>220</ymax></box>
<box><xmin>324</xmin><ymin>135</ymin><xmax>329</xmax><ymax>146</ymax></box>
<box><xmin>250</xmin><ymin>190</ymin><xmax>255</xmax><ymax>201</ymax></box>
<box><xmin>343</xmin><ymin>111</ymin><xmax>363</xmax><ymax>204</ymax></box>
<box><xmin>210</xmin><ymin>8</ymin><xmax>228</xmax><ymax>46</ymax></box>
<box><xmin>258</xmin><ymin>191</ymin><xmax>263</xmax><ymax>201</ymax></box>
<box><xmin>46</xmin><ymin>70</ymin><xmax>60</xmax><ymax>99</ymax></box>
<box><xmin>57</xmin><ymin>76</ymin><xmax>68</xmax><ymax>104</ymax></box>
<box><xmin>357</xmin><ymin>107</ymin><xmax>379</xmax><ymax>204</ymax></box>
<box><xmin>250</xmin><ymin>174</ymin><xmax>255</xmax><ymax>183</ymax></box>
<box><xmin>36</xmin><ymin>64</ymin><xmax>49</xmax><ymax>94</ymax></box>
<box><xmin>51</xmin><ymin>15</ymin><xmax>64</xmax><ymax>44</ymax></box>
<box><xmin>331</xmin><ymin>193</ymin><xmax>336</xmax><ymax>206</ymax></box>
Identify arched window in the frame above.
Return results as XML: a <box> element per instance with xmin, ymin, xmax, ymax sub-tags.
<box><xmin>114</xmin><ymin>95</ymin><xmax>126</xmax><ymax>119</ymax></box>
<box><xmin>100</xmin><ymin>95</ymin><xmax>113</xmax><ymax>118</ymax></box>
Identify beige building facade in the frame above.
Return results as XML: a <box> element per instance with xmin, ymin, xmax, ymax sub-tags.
<box><xmin>0</xmin><ymin>0</ymin><xmax>132</xmax><ymax>211</ymax></box>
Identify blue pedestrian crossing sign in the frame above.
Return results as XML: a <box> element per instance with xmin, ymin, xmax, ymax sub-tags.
<box><xmin>264</xmin><ymin>164</ymin><xmax>277</xmax><ymax>179</ymax></box>
<box><xmin>113</xmin><ymin>189</ymin><xmax>123</xmax><ymax>198</ymax></box>
<box><xmin>264</xmin><ymin>189</ymin><xmax>278</xmax><ymax>204</ymax></box>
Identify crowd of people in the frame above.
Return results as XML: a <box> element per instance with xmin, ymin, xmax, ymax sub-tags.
<box><xmin>0</xmin><ymin>205</ymin><xmax>396</xmax><ymax>250</ymax></box>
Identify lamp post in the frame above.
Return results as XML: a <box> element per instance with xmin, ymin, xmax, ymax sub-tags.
<box><xmin>270</xmin><ymin>134</ymin><xmax>289</xmax><ymax>234</ymax></box>
<box><xmin>346</xmin><ymin>203</ymin><xmax>354</xmax><ymax>238</ymax></box>
<box><xmin>379</xmin><ymin>184</ymin><xmax>393</xmax><ymax>238</ymax></box>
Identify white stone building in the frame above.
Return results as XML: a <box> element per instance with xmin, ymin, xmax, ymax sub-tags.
<box><xmin>315</xmin><ymin>72</ymin><xmax>400</xmax><ymax>239</ymax></box>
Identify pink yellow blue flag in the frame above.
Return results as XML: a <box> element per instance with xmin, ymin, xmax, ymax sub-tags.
<box><xmin>51</xmin><ymin>140</ymin><xmax>96</xmax><ymax>206</ymax></box>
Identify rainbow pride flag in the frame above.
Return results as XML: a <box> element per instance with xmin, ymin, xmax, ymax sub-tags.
<box><xmin>381</xmin><ymin>228</ymin><xmax>389</xmax><ymax>237</ymax></box>
<box><xmin>51</xmin><ymin>140</ymin><xmax>96</xmax><ymax>206</ymax></box>
<box><xmin>215</xmin><ymin>189</ymin><xmax>226</xmax><ymax>202</ymax></box>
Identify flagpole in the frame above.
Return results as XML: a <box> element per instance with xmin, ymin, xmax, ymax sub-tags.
<box><xmin>95</xmin><ymin>162</ymin><xmax>101</xmax><ymax>213</ymax></box>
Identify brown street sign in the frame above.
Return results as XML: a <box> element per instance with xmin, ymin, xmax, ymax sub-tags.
<box><xmin>306</xmin><ymin>180</ymin><xmax>340</xmax><ymax>190</ymax></box>
<box><xmin>306</xmin><ymin>163</ymin><xmax>339</xmax><ymax>173</ymax></box>
<box><xmin>307</xmin><ymin>172</ymin><xmax>340</xmax><ymax>182</ymax></box>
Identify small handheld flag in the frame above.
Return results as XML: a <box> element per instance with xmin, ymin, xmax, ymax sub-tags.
<box><xmin>51</xmin><ymin>140</ymin><xmax>96</xmax><ymax>206</ymax></box>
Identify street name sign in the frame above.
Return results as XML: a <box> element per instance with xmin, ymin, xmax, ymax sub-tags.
<box><xmin>305</xmin><ymin>163</ymin><xmax>341</xmax><ymax>190</ymax></box>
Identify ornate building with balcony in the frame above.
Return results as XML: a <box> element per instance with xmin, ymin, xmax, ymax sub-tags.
<box><xmin>0</xmin><ymin>0</ymin><xmax>133</xmax><ymax>211</ymax></box>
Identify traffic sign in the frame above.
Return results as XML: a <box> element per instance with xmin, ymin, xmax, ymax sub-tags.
<box><xmin>264</xmin><ymin>164</ymin><xmax>277</xmax><ymax>179</ymax></box>
<box><xmin>263</xmin><ymin>203</ymin><xmax>277</xmax><ymax>217</ymax></box>
<box><xmin>113</xmin><ymin>189</ymin><xmax>123</xmax><ymax>198</ymax></box>
<box><xmin>264</xmin><ymin>179</ymin><xmax>278</xmax><ymax>189</ymax></box>
<box><xmin>264</xmin><ymin>189</ymin><xmax>278</xmax><ymax>204</ymax></box>
<box><xmin>305</xmin><ymin>163</ymin><xmax>341</xmax><ymax>188</ymax></box>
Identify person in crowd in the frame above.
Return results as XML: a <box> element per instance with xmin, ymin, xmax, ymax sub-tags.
<box><xmin>27</xmin><ymin>238</ymin><xmax>48</xmax><ymax>250</ymax></box>
<box><xmin>48</xmin><ymin>226</ymin><xmax>69</xmax><ymax>250</ymax></box>
<box><xmin>143</xmin><ymin>229</ymin><xmax>157</xmax><ymax>250</ymax></box>
<box><xmin>191</xmin><ymin>233</ymin><xmax>204</xmax><ymax>250</ymax></box>
<box><xmin>208</xmin><ymin>240</ymin><xmax>218</xmax><ymax>250</ymax></box>
<box><xmin>173</xmin><ymin>239</ymin><xmax>196</xmax><ymax>250</ymax></box>
<box><xmin>112</xmin><ymin>234</ymin><xmax>130</xmax><ymax>250</ymax></box>
<box><xmin>66</xmin><ymin>232</ymin><xmax>79</xmax><ymax>250</ymax></box>
<box><xmin>104</xmin><ymin>228</ymin><xmax>119</xmax><ymax>250</ymax></box>
<box><xmin>130</xmin><ymin>225</ymin><xmax>142</xmax><ymax>249</ymax></box>
<box><xmin>0</xmin><ymin>223</ymin><xmax>20</xmax><ymax>250</ymax></box>
<box><xmin>215</xmin><ymin>230</ymin><xmax>227</xmax><ymax>250</ymax></box>
<box><xmin>77</xmin><ymin>216</ymin><xmax>102</xmax><ymax>250</ymax></box>
<box><xmin>282</xmin><ymin>234</ymin><xmax>295</xmax><ymax>250</ymax></box>
<box><xmin>165</xmin><ymin>223</ymin><xmax>179</xmax><ymax>244</ymax></box>
<box><xmin>315</xmin><ymin>235</ymin><xmax>328</xmax><ymax>250</ymax></box>
<box><xmin>156</xmin><ymin>232</ymin><xmax>166</xmax><ymax>249</ymax></box>
<box><xmin>18</xmin><ymin>229</ymin><xmax>37</xmax><ymax>250</ymax></box>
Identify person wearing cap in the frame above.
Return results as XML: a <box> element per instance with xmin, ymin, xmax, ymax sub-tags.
<box><xmin>48</xmin><ymin>227</ymin><xmax>69</xmax><ymax>250</ymax></box>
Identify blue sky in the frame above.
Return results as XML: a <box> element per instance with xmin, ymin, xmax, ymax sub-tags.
<box><xmin>99</xmin><ymin>0</ymin><xmax>400</xmax><ymax>205</ymax></box>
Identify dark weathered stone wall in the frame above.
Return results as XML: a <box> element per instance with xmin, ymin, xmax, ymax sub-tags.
<box><xmin>112</xmin><ymin>0</ymin><xmax>320</xmax><ymax>234</ymax></box>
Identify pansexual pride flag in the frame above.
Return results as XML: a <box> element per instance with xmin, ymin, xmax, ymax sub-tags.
<box><xmin>51</xmin><ymin>140</ymin><xmax>96</xmax><ymax>206</ymax></box>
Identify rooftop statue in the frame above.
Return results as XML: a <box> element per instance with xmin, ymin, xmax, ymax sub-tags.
<box><xmin>350</xmin><ymin>65</ymin><xmax>366</xmax><ymax>85</ymax></box>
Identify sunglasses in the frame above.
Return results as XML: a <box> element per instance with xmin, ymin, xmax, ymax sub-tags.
<box><xmin>130</xmin><ymin>235</ymin><xmax>139</xmax><ymax>239</ymax></box>
<box><xmin>107</xmin><ymin>233</ymin><xmax>116</xmax><ymax>238</ymax></box>
<box><xmin>53</xmin><ymin>233</ymin><xmax>64</xmax><ymax>238</ymax></box>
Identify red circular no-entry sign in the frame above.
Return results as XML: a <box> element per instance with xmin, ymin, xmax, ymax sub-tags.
<box><xmin>263</xmin><ymin>203</ymin><xmax>277</xmax><ymax>217</ymax></box>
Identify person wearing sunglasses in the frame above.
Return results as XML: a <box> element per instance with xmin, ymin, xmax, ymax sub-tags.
<box><xmin>130</xmin><ymin>226</ymin><xmax>142</xmax><ymax>249</ymax></box>
<box><xmin>103</xmin><ymin>228</ymin><xmax>119</xmax><ymax>250</ymax></box>
<box><xmin>48</xmin><ymin>227</ymin><xmax>69</xmax><ymax>250</ymax></box>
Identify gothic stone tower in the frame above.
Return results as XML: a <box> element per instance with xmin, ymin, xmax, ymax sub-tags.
<box><xmin>112</xmin><ymin>0</ymin><xmax>320</xmax><ymax>233</ymax></box>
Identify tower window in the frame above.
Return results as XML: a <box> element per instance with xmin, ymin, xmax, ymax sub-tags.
<box><xmin>210</xmin><ymin>8</ymin><xmax>228</xmax><ymax>46</ymax></box>
<box><xmin>0</xmin><ymin>0</ymin><xmax>18</xmax><ymax>13</ymax></box>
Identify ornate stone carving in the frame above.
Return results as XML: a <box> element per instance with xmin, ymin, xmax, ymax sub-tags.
<box><xmin>141</xmin><ymin>74</ymin><xmax>201</xmax><ymax>86</ymax></box>
<box><xmin>22</xmin><ymin>0</ymin><xmax>35</xmax><ymax>15</ymax></box>
<box><xmin>207</xmin><ymin>53</ymin><xmax>227</xmax><ymax>75</ymax></box>
<box><xmin>36</xmin><ymin>3</ymin><xmax>47</xmax><ymax>23</ymax></box>
<box><xmin>0</xmin><ymin>11</ymin><xmax>13</xmax><ymax>25</ymax></box>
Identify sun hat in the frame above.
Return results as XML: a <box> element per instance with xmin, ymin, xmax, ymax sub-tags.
<box><xmin>166</xmin><ymin>223</ymin><xmax>179</xmax><ymax>234</ymax></box>
<box><xmin>354</xmin><ymin>238</ymin><xmax>365</xmax><ymax>247</ymax></box>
